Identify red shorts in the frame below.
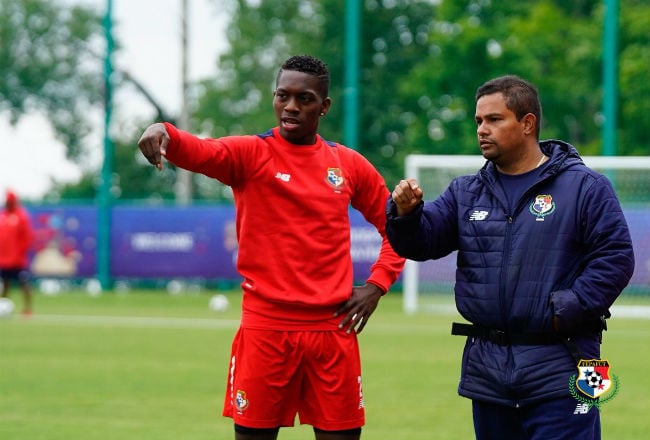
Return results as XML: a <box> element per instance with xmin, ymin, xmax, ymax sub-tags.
<box><xmin>222</xmin><ymin>327</ymin><xmax>365</xmax><ymax>430</ymax></box>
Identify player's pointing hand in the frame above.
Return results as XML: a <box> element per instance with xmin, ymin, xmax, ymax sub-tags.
<box><xmin>137</xmin><ymin>123</ymin><xmax>170</xmax><ymax>171</ymax></box>
<box><xmin>392</xmin><ymin>178</ymin><xmax>423</xmax><ymax>216</ymax></box>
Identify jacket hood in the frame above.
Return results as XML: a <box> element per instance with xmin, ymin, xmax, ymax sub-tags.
<box><xmin>479</xmin><ymin>139</ymin><xmax>584</xmax><ymax>179</ymax></box>
<box><xmin>539</xmin><ymin>139</ymin><xmax>584</xmax><ymax>171</ymax></box>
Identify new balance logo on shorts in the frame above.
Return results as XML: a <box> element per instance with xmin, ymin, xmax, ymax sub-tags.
<box><xmin>573</xmin><ymin>403</ymin><xmax>590</xmax><ymax>414</ymax></box>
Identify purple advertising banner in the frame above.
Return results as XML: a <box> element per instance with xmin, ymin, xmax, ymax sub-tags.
<box><xmin>26</xmin><ymin>205</ymin><xmax>384</xmax><ymax>282</ymax></box>
<box><xmin>109</xmin><ymin>206</ymin><xmax>382</xmax><ymax>281</ymax></box>
<box><xmin>624</xmin><ymin>207</ymin><xmax>650</xmax><ymax>288</ymax></box>
<box><xmin>110</xmin><ymin>205</ymin><xmax>239</xmax><ymax>279</ymax></box>
<box><xmin>28</xmin><ymin>206</ymin><xmax>97</xmax><ymax>278</ymax></box>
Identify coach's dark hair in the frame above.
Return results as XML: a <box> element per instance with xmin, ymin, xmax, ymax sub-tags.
<box><xmin>277</xmin><ymin>55</ymin><xmax>330</xmax><ymax>98</ymax></box>
<box><xmin>476</xmin><ymin>75</ymin><xmax>542</xmax><ymax>138</ymax></box>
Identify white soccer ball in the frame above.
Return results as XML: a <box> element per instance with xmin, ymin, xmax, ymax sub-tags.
<box><xmin>209</xmin><ymin>294</ymin><xmax>229</xmax><ymax>312</ymax></box>
<box><xmin>585</xmin><ymin>370</ymin><xmax>603</xmax><ymax>389</ymax></box>
<box><xmin>0</xmin><ymin>297</ymin><xmax>16</xmax><ymax>318</ymax></box>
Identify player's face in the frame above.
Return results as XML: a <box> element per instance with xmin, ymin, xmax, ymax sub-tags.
<box><xmin>273</xmin><ymin>70</ymin><xmax>331</xmax><ymax>145</ymax></box>
<box><xmin>475</xmin><ymin>92</ymin><xmax>529</xmax><ymax>167</ymax></box>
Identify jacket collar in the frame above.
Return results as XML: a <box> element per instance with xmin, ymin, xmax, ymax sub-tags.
<box><xmin>479</xmin><ymin>139</ymin><xmax>583</xmax><ymax>179</ymax></box>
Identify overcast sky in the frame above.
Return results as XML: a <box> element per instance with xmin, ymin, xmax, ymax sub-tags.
<box><xmin>0</xmin><ymin>0</ymin><xmax>227</xmax><ymax>200</ymax></box>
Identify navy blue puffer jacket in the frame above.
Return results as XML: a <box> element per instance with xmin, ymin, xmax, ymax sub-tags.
<box><xmin>386</xmin><ymin>140</ymin><xmax>635</xmax><ymax>406</ymax></box>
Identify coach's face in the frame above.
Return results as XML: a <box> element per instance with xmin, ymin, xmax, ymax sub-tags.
<box><xmin>475</xmin><ymin>92</ymin><xmax>534</xmax><ymax>170</ymax></box>
<box><xmin>273</xmin><ymin>70</ymin><xmax>331</xmax><ymax>145</ymax></box>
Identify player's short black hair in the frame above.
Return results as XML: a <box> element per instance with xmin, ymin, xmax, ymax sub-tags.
<box><xmin>476</xmin><ymin>75</ymin><xmax>542</xmax><ymax>138</ymax></box>
<box><xmin>277</xmin><ymin>55</ymin><xmax>330</xmax><ymax>98</ymax></box>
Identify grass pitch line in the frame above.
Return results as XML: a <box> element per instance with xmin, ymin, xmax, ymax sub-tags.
<box><xmin>610</xmin><ymin>305</ymin><xmax>650</xmax><ymax>319</ymax></box>
<box><xmin>28</xmin><ymin>313</ymin><xmax>240</xmax><ymax>329</ymax></box>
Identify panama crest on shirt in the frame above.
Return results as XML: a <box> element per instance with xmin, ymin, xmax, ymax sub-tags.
<box><xmin>325</xmin><ymin>167</ymin><xmax>345</xmax><ymax>190</ymax></box>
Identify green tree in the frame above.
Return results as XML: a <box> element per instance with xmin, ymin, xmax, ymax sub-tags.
<box><xmin>0</xmin><ymin>0</ymin><xmax>103</xmax><ymax>161</ymax></box>
<box><xmin>0</xmin><ymin>0</ymin><xmax>174</xmax><ymax>202</ymax></box>
<box><xmin>35</xmin><ymin>0</ymin><xmax>650</xmax><ymax>201</ymax></box>
<box><xmin>617</xmin><ymin>0</ymin><xmax>650</xmax><ymax>155</ymax></box>
<box><xmin>400</xmin><ymin>0</ymin><xmax>605</xmax><ymax>156</ymax></box>
<box><xmin>194</xmin><ymin>0</ymin><xmax>440</xmax><ymax>188</ymax></box>
<box><xmin>47</xmin><ymin>133</ymin><xmax>179</xmax><ymax>202</ymax></box>
<box><xmin>193</xmin><ymin>0</ymin><xmax>648</xmax><ymax>191</ymax></box>
<box><xmin>399</xmin><ymin>0</ymin><xmax>649</xmax><ymax>159</ymax></box>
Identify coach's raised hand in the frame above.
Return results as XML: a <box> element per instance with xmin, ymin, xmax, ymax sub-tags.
<box><xmin>391</xmin><ymin>178</ymin><xmax>423</xmax><ymax>217</ymax></box>
<box><xmin>137</xmin><ymin>123</ymin><xmax>170</xmax><ymax>171</ymax></box>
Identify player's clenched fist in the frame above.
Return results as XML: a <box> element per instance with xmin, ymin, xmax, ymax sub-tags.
<box><xmin>137</xmin><ymin>123</ymin><xmax>170</xmax><ymax>171</ymax></box>
<box><xmin>391</xmin><ymin>178</ymin><xmax>423</xmax><ymax>217</ymax></box>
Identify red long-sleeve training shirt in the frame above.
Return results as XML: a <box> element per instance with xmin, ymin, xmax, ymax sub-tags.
<box><xmin>0</xmin><ymin>204</ymin><xmax>32</xmax><ymax>269</ymax></box>
<box><xmin>164</xmin><ymin>123</ymin><xmax>405</xmax><ymax>330</ymax></box>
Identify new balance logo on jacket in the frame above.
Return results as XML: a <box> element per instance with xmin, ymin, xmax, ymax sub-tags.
<box><xmin>469</xmin><ymin>210</ymin><xmax>489</xmax><ymax>221</ymax></box>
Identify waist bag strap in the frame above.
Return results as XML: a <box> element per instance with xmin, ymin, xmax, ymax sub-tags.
<box><xmin>451</xmin><ymin>322</ymin><xmax>560</xmax><ymax>346</ymax></box>
<box><xmin>452</xmin><ymin>318</ymin><xmax>606</xmax><ymax>363</ymax></box>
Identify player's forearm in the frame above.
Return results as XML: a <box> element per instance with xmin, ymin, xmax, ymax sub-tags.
<box><xmin>163</xmin><ymin>122</ymin><xmax>231</xmax><ymax>181</ymax></box>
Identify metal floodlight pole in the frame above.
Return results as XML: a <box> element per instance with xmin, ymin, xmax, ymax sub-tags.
<box><xmin>98</xmin><ymin>0</ymin><xmax>114</xmax><ymax>290</ymax></box>
<box><xmin>343</xmin><ymin>0</ymin><xmax>360</xmax><ymax>150</ymax></box>
<box><xmin>602</xmin><ymin>0</ymin><xmax>618</xmax><ymax>156</ymax></box>
<box><xmin>175</xmin><ymin>0</ymin><xmax>193</xmax><ymax>204</ymax></box>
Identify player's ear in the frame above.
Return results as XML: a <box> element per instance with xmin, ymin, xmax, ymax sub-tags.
<box><xmin>320</xmin><ymin>97</ymin><xmax>332</xmax><ymax>116</ymax></box>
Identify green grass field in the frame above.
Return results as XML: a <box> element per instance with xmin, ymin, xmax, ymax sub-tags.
<box><xmin>1</xmin><ymin>290</ymin><xmax>648</xmax><ymax>439</ymax></box>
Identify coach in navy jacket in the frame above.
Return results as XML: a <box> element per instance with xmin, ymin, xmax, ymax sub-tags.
<box><xmin>386</xmin><ymin>75</ymin><xmax>634</xmax><ymax>439</ymax></box>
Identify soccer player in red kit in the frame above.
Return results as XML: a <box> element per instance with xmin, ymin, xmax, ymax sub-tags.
<box><xmin>137</xmin><ymin>55</ymin><xmax>405</xmax><ymax>440</ymax></box>
<box><xmin>0</xmin><ymin>190</ymin><xmax>34</xmax><ymax>316</ymax></box>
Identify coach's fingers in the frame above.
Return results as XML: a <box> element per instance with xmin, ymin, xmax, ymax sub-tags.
<box><xmin>391</xmin><ymin>181</ymin><xmax>407</xmax><ymax>204</ymax></box>
<box><xmin>392</xmin><ymin>179</ymin><xmax>417</xmax><ymax>202</ymax></box>
<box><xmin>392</xmin><ymin>179</ymin><xmax>422</xmax><ymax>216</ymax></box>
<box><xmin>406</xmin><ymin>178</ymin><xmax>422</xmax><ymax>195</ymax></box>
<box><xmin>403</xmin><ymin>178</ymin><xmax>423</xmax><ymax>202</ymax></box>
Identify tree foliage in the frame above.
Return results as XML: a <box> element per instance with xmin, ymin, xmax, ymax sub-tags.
<box><xmin>3</xmin><ymin>0</ymin><xmax>648</xmax><ymax>201</ymax></box>
<box><xmin>0</xmin><ymin>0</ymin><xmax>103</xmax><ymax>161</ymax></box>
<box><xmin>193</xmin><ymin>0</ymin><xmax>649</xmax><ymax>189</ymax></box>
<box><xmin>617</xmin><ymin>0</ymin><xmax>650</xmax><ymax>155</ymax></box>
<box><xmin>0</xmin><ymin>0</ymin><xmax>182</xmax><ymax>202</ymax></box>
<box><xmin>47</xmin><ymin>134</ymin><xmax>180</xmax><ymax>203</ymax></box>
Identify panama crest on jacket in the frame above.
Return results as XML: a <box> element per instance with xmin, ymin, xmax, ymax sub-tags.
<box><xmin>529</xmin><ymin>194</ymin><xmax>556</xmax><ymax>221</ymax></box>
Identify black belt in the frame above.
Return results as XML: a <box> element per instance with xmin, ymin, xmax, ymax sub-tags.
<box><xmin>451</xmin><ymin>322</ymin><xmax>560</xmax><ymax>346</ymax></box>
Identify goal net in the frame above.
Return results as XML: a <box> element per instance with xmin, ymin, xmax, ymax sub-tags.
<box><xmin>401</xmin><ymin>154</ymin><xmax>650</xmax><ymax>314</ymax></box>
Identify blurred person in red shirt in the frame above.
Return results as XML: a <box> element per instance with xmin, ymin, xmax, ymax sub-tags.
<box><xmin>0</xmin><ymin>190</ymin><xmax>34</xmax><ymax>315</ymax></box>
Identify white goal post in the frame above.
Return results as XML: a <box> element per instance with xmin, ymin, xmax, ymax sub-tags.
<box><xmin>402</xmin><ymin>154</ymin><xmax>650</xmax><ymax>314</ymax></box>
